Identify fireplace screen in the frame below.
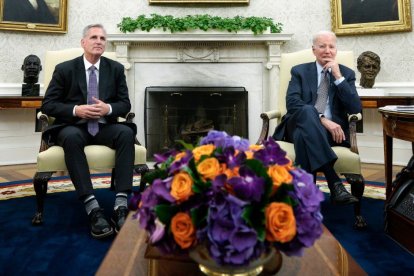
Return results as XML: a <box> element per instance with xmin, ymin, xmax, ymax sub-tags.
<box><xmin>145</xmin><ymin>86</ymin><xmax>248</xmax><ymax>158</ymax></box>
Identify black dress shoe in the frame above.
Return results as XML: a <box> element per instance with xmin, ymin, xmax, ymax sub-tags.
<box><xmin>111</xmin><ymin>206</ymin><xmax>129</xmax><ymax>233</ymax></box>
<box><xmin>89</xmin><ymin>208</ymin><xmax>114</xmax><ymax>239</ymax></box>
<box><xmin>330</xmin><ymin>182</ymin><xmax>359</xmax><ymax>205</ymax></box>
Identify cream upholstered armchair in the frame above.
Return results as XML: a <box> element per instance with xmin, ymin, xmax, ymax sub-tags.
<box><xmin>32</xmin><ymin>48</ymin><xmax>149</xmax><ymax>225</ymax></box>
<box><xmin>257</xmin><ymin>49</ymin><xmax>367</xmax><ymax>229</ymax></box>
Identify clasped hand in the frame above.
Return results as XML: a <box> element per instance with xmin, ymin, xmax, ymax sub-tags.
<box><xmin>75</xmin><ymin>97</ymin><xmax>109</xmax><ymax>119</ymax></box>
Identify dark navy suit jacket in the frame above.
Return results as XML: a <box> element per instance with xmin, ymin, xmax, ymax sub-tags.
<box><xmin>41</xmin><ymin>55</ymin><xmax>135</xmax><ymax>144</ymax></box>
<box><xmin>273</xmin><ymin>61</ymin><xmax>362</xmax><ymax>146</ymax></box>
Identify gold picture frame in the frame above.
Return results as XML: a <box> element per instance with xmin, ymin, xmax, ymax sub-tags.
<box><xmin>0</xmin><ymin>0</ymin><xmax>67</xmax><ymax>33</ymax></box>
<box><xmin>331</xmin><ymin>0</ymin><xmax>412</xmax><ymax>36</ymax></box>
<box><xmin>149</xmin><ymin>0</ymin><xmax>249</xmax><ymax>3</ymax></box>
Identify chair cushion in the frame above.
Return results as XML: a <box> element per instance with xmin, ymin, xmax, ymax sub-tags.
<box><xmin>276</xmin><ymin>141</ymin><xmax>361</xmax><ymax>175</ymax></box>
<box><xmin>37</xmin><ymin>145</ymin><xmax>147</xmax><ymax>172</ymax></box>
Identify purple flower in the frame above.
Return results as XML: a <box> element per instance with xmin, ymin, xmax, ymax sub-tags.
<box><xmin>153</xmin><ymin>149</ymin><xmax>178</xmax><ymax>164</ymax></box>
<box><xmin>206</xmin><ymin>193</ymin><xmax>261</xmax><ymax>265</ymax></box>
<box><xmin>168</xmin><ymin>150</ymin><xmax>193</xmax><ymax>174</ymax></box>
<box><xmin>152</xmin><ymin>178</ymin><xmax>175</xmax><ymax>203</ymax></box>
<box><xmin>216</xmin><ymin>146</ymin><xmax>246</xmax><ymax>169</ymax></box>
<box><xmin>228</xmin><ymin>166</ymin><xmax>265</xmax><ymax>202</ymax></box>
<box><xmin>278</xmin><ymin>207</ymin><xmax>323</xmax><ymax>257</ymax></box>
<box><xmin>149</xmin><ymin>218</ymin><xmax>166</xmax><ymax>243</ymax></box>
<box><xmin>290</xmin><ymin>168</ymin><xmax>324</xmax><ymax>212</ymax></box>
<box><xmin>200</xmin><ymin>130</ymin><xmax>250</xmax><ymax>151</ymax></box>
<box><xmin>295</xmin><ymin>207</ymin><xmax>323</xmax><ymax>247</ymax></box>
<box><xmin>254</xmin><ymin>138</ymin><xmax>290</xmax><ymax>166</ymax></box>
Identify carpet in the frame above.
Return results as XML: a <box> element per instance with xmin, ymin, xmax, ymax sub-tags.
<box><xmin>0</xmin><ymin>174</ymin><xmax>142</xmax><ymax>201</ymax></box>
<box><xmin>0</xmin><ymin>176</ymin><xmax>412</xmax><ymax>275</ymax></box>
<box><xmin>0</xmin><ymin>175</ymin><xmax>384</xmax><ymax>201</ymax></box>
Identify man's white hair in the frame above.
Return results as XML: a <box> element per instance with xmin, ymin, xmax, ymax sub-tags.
<box><xmin>312</xmin><ymin>31</ymin><xmax>337</xmax><ymax>46</ymax></box>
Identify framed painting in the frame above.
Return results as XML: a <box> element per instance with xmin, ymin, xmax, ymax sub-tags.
<box><xmin>149</xmin><ymin>0</ymin><xmax>249</xmax><ymax>3</ymax></box>
<box><xmin>0</xmin><ymin>0</ymin><xmax>67</xmax><ymax>33</ymax></box>
<box><xmin>331</xmin><ymin>0</ymin><xmax>412</xmax><ymax>36</ymax></box>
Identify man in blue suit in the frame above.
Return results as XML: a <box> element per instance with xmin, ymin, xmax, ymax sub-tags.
<box><xmin>42</xmin><ymin>24</ymin><xmax>135</xmax><ymax>238</ymax></box>
<box><xmin>273</xmin><ymin>31</ymin><xmax>361</xmax><ymax>205</ymax></box>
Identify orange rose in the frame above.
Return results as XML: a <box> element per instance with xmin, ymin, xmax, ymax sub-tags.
<box><xmin>192</xmin><ymin>144</ymin><xmax>215</xmax><ymax>162</ymax></box>
<box><xmin>171</xmin><ymin>172</ymin><xmax>194</xmax><ymax>202</ymax></box>
<box><xmin>265</xmin><ymin>202</ymin><xmax>296</xmax><ymax>243</ymax></box>
<box><xmin>249</xmin><ymin>144</ymin><xmax>263</xmax><ymax>151</ymax></box>
<box><xmin>171</xmin><ymin>212</ymin><xmax>196</xmax><ymax>249</ymax></box>
<box><xmin>174</xmin><ymin>151</ymin><xmax>186</xmax><ymax>162</ymax></box>
<box><xmin>197</xmin><ymin>157</ymin><xmax>221</xmax><ymax>180</ymax></box>
<box><xmin>223</xmin><ymin>167</ymin><xmax>239</xmax><ymax>179</ymax></box>
<box><xmin>267</xmin><ymin>164</ymin><xmax>293</xmax><ymax>192</ymax></box>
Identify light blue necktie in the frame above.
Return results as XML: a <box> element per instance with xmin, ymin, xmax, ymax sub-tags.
<box><xmin>87</xmin><ymin>66</ymin><xmax>99</xmax><ymax>136</ymax></box>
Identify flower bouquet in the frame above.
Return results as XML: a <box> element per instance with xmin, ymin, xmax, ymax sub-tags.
<box><xmin>131</xmin><ymin>130</ymin><xmax>324</xmax><ymax>270</ymax></box>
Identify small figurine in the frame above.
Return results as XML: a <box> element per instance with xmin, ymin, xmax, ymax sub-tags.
<box><xmin>21</xmin><ymin>54</ymin><xmax>42</xmax><ymax>96</ymax></box>
<box><xmin>357</xmin><ymin>51</ymin><xmax>381</xmax><ymax>88</ymax></box>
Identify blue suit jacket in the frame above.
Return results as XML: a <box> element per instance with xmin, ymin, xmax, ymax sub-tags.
<box><xmin>274</xmin><ymin>61</ymin><xmax>362</xmax><ymax>144</ymax></box>
<box><xmin>41</xmin><ymin>55</ymin><xmax>135</xmax><ymax>144</ymax></box>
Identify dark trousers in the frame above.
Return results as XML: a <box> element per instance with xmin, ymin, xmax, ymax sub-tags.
<box><xmin>284</xmin><ymin>105</ymin><xmax>345</xmax><ymax>173</ymax></box>
<box><xmin>57</xmin><ymin>123</ymin><xmax>135</xmax><ymax>198</ymax></box>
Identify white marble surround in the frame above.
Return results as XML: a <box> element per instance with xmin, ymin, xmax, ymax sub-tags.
<box><xmin>107</xmin><ymin>32</ymin><xmax>293</xmax><ymax>146</ymax></box>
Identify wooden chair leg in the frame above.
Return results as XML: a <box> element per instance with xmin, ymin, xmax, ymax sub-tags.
<box><xmin>32</xmin><ymin>171</ymin><xmax>53</xmax><ymax>226</ymax></box>
<box><xmin>110</xmin><ymin>168</ymin><xmax>116</xmax><ymax>190</ymax></box>
<box><xmin>134</xmin><ymin>164</ymin><xmax>150</xmax><ymax>192</ymax></box>
<box><xmin>344</xmin><ymin>173</ymin><xmax>368</xmax><ymax>230</ymax></box>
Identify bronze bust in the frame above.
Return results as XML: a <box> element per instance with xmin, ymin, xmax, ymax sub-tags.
<box><xmin>21</xmin><ymin>54</ymin><xmax>42</xmax><ymax>96</ymax></box>
<box><xmin>357</xmin><ymin>51</ymin><xmax>381</xmax><ymax>88</ymax></box>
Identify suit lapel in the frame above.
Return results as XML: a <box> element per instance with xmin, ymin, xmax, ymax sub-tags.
<box><xmin>76</xmin><ymin>57</ymin><xmax>88</xmax><ymax>101</ymax></box>
<box><xmin>309</xmin><ymin>63</ymin><xmax>318</xmax><ymax>103</ymax></box>
<box><xmin>98</xmin><ymin>57</ymin><xmax>109</xmax><ymax>100</ymax></box>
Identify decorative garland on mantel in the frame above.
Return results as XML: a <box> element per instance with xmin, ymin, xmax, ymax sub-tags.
<box><xmin>117</xmin><ymin>14</ymin><xmax>283</xmax><ymax>35</ymax></box>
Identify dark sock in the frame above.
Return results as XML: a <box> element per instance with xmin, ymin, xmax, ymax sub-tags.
<box><xmin>320</xmin><ymin>164</ymin><xmax>341</xmax><ymax>189</ymax></box>
<box><xmin>82</xmin><ymin>194</ymin><xmax>100</xmax><ymax>215</ymax></box>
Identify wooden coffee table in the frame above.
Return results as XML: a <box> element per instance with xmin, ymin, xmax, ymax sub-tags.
<box><xmin>96</xmin><ymin>213</ymin><xmax>366</xmax><ymax>275</ymax></box>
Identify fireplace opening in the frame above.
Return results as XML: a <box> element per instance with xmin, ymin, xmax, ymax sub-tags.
<box><xmin>145</xmin><ymin>86</ymin><xmax>248</xmax><ymax>159</ymax></box>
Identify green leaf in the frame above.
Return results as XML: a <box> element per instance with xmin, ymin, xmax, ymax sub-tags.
<box><xmin>242</xmin><ymin>205</ymin><xmax>266</xmax><ymax>242</ymax></box>
<box><xmin>142</xmin><ymin>168</ymin><xmax>168</xmax><ymax>185</ymax></box>
<box><xmin>118</xmin><ymin>14</ymin><xmax>283</xmax><ymax>34</ymax></box>
<box><xmin>190</xmin><ymin>205</ymin><xmax>208</xmax><ymax>228</ymax></box>
<box><xmin>154</xmin><ymin>204</ymin><xmax>178</xmax><ymax>225</ymax></box>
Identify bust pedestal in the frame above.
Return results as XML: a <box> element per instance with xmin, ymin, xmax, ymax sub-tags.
<box><xmin>22</xmin><ymin>83</ymin><xmax>40</xmax><ymax>96</ymax></box>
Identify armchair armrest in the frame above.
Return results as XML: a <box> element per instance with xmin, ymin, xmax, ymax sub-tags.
<box><xmin>118</xmin><ymin>112</ymin><xmax>135</xmax><ymax>123</ymax></box>
<box><xmin>348</xmin><ymin>113</ymin><xmax>362</xmax><ymax>154</ymax></box>
<box><xmin>256</xmin><ymin>110</ymin><xmax>362</xmax><ymax>156</ymax></box>
<box><xmin>256</xmin><ymin>109</ymin><xmax>282</xmax><ymax>145</ymax></box>
<box><xmin>118</xmin><ymin>112</ymin><xmax>143</xmax><ymax>146</ymax></box>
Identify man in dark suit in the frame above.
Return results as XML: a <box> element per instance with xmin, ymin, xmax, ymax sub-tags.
<box><xmin>273</xmin><ymin>31</ymin><xmax>361</xmax><ymax>205</ymax></box>
<box><xmin>3</xmin><ymin>0</ymin><xmax>57</xmax><ymax>24</ymax></box>
<box><xmin>42</xmin><ymin>24</ymin><xmax>135</xmax><ymax>239</ymax></box>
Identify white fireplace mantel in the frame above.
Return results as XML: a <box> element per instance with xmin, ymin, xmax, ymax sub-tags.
<box><xmin>107</xmin><ymin>32</ymin><xmax>293</xmax><ymax>146</ymax></box>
